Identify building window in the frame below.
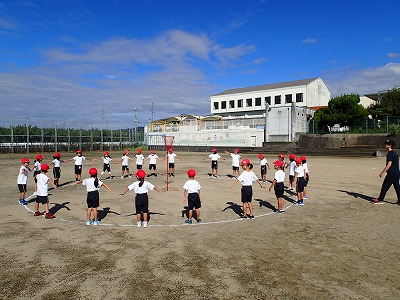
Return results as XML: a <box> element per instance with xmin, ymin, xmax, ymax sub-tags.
<box><xmin>265</xmin><ymin>96</ymin><xmax>271</xmax><ymax>105</ymax></box>
<box><xmin>296</xmin><ymin>93</ymin><xmax>303</xmax><ymax>102</ymax></box>
<box><xmin>221</xmin><ymin>101</ymin><xmax>226</xmax><ymax>109</ymax></box>
<box><xmin>238</xmin><ymin>99</ymin><xmax>243</xmax><ymax>108</ymax></box>
<box><xmin>275</xmin><ymin>95</ymin><xmax>281</xmax><ymax>105</ymax></box>
<box><xmin>213</xmin><ymin>102</ymin><xmax>219</xmax><ymax>110</ymax></box>
<box><xmin>246</xmin><ymin>98</ymin><xmax>252</xmax><ymax>107</ymax></box>
<box><xmin>255</xmin><ymin>97</ymin><xmax>261</xmax><ymax>106</ymax></box>
<box><xmin>229</xmin><ymin>100</ymin><xmax>235</xmax><ymax>109</ymax></box>
<box><xmin>285</xmin><ymin>94</ymin><xmax>292</xmax><ymax>103</ymax></box>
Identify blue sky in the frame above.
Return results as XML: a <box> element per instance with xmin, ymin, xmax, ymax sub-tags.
<box><xmin>0</xmin><ymin>0</ymin><xmax>399</xmax><ymax>129</ymax></box>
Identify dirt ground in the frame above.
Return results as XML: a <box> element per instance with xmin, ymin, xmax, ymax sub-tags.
<box><xmin>1</xmin><ymin>151</ymin><xmax>399</xmax><ymax>300</ymax></box>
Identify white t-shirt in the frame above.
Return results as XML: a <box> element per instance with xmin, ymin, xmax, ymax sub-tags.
<box><xmin>82</xmin><ymin>177</ymin><xmax>104</xmax><ymax>192</ymax></box>
<box><xmin>259</xmin><ymin>158</ymin><xmax>267</xmax><ymax>166</ymax></box>
<box><xmin>73</xmin><ymin>156</ymin><xmax>85</xmax><ymax>166</ymax></box>
<box><xmin>183</xmin><ymin>179</ymin><xmax>201</xmax><ymax>193</ymax></box>
<box><xmin>274</xmin><ymin>170</ymin><xmax>285</xmax><ymax>183</ymax></box>
<box><xmin>167</xmin><ymin>153</ymin><xmax>177</xmax><ymax>163</ymax></box>
<box><xmin>128</xmin><ymin>181</ymin><xmax>155</xmax><ymax>194</ymax></box>
<box><xmin>36</xmin><ymin>173</ymin><xmax>50</xmax><ymax>196</ymax></box>
<box><xmin>230</xmin><ymin>153</ymin><xmax>241</xmax><ymax>167</ymax></box>
<box><xmin>148</xmin><ymin>154</ymin><xmax>158</xmax><ymax>164</ymax></box>
<box><xmin>136</xmin><ymin>154</ymin><xmax>144</xmax><ymax>165</ymax></box>
<box><xmin>17</xmin><ymin>165</ymin><xmax>29</xmax><ymax>184</ymax></box>
<box><xmin>303</xmin><ymin>162</ymin><xmax>309</xmax><ymax>174</ymax></box>
<box><xmin>295</xmin><ymin>165</ymin><xmax>305</xmax><ymax>178</ymax></box>
<box><xmin>289</xmin><ymin>161</ymin><xmax>296</xmax><ymax>176</ymax></box>
<box><xmin>121</xmin><ymin>155</ymin><xmax>130</xmax><ymax>166</ymax></box>
<box><xmin>52</xmin><ymin>159</ymin><xmax>62</xmax><ymax>168</ymax></box>
<box><xmin>102</xmin><ymin>156</ymin><xmax>112</xmax><ymax>164</ymax></box>
<box><xmin>209</xmin><ymin>153</ymin><xmax>221</xmax><ymax>161</ymax></box>
<box><xmin>237</xmin><ymin>170</ymin><xmax>258</xmax><ymax>186</ymax></box>
<box><xmin>33</xmin><ymin>161</ymin><xmax>41</xmax><ymax>172</ymax></box>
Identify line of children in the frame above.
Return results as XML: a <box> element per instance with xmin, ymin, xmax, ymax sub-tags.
<box><xmin>48</xmin><ymin>152</ymin><xmax>63</xmax><ymax>187</ymax></box>
<box><xmin>258</xmin><ymin>154</ymin><xmax>270</xmax><ymax>183</ymax></box>
<box><xmin>115</xmin><ymin>150</ymin><xmax>132</xmax><ymax>178</ymax></box>
<box><xmin>225</xmin><ymin>148</ymin><xmax>241</xmax><ymax>178</ymax></box>
<box><xmin>33</xmin><ymin>164</ymin><xmax>57</xmax><ymax>219</ymax></box>
<box><xmin>269</xmin><ymin>160</ymin><xmax>285</xmax><ymax>214</ymax></box>
<box><xmin>183</xmin><ymin>169</ymin><xmax>202</xmax><ymax>224</ymax></box>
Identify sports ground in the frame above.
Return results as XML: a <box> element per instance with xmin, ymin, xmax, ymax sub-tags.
<box><xmin>1</xmin><ymin>151</ymin><xmax>399</xmax><ymax>299</ymax></box>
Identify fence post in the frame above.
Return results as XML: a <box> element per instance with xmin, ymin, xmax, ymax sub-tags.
<box><xmin>110</xmin><ymin>129</ymin><xmax>113</xmax><ymax>151</ymax></box>
<box><xmin>41</xmin><ymin>120</ymin><xmax>44</xmax><ymax>152</ymax></box>
<box><xmin>100</xmin><ymin>129</ymin><xmax>103</xmax><ymax>152</ymax></box>
<box><xmin>26</xmin><ymin>121</ymin><xmax>29</xmax><ymax>154</ymax></box>
<box><xmin>10</xmin><ymin>118</ymin><xmax>14</xmax><ymax>153</ymax></box>
<box><xmin>67</xmin><ymin>128</ymin><xmax>71</xmax><ymax>153</ymax></box>
<box><xmin>55</xmin><ymin>122</ymin><xmax>58</xmax><ymax>153</ymax></box>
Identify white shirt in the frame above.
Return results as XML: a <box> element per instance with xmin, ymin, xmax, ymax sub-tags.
<box><xmin>274</xmin><ymin>170</ymin><xmax>285</xmax><ymax>183</ymax></box>
<box><xmin>136</xmin><ymin>154</ymin><xmax>144</xmax><ymax>165</ymax></box>
<box><xmin>148</xmin><ymin>154</ymin><xmax>158</xmax><ymax>164</ymax></box>
<box><xmin>303</xmin><ymin>162</ymin><xmax>309</xmax><ymax>174</ymax></box>
<box><xmin>230</xmin><ymin>153</ymin><xmax>241</xmax><ymax>167</ymax></box>
<box><xmin>73</xmin><ymin>156</ymin><xmax>85</xmax><ymax>166</ymax></box>
<box><xmin>259</xmin><ymin>158</ymin><xmax>267</xmax><ymax>166</ymax></box>
<box><xmin>17</xmin><ymin>165</ymin><xmax>29</xmax><ymax>184</ymax></box>
<box><xmin>102</xmin><ymin>156</ymin><xmax>112</xmax><ymax>164</ymax></box>
<box><xmin>167</xmin><ymin>153</ymin><xmax>177</xmax><ymax>163</ymax></box>
<box><xmin>82</xmin><ymin>177</ymin><xmax>104</xmax><ymax>192</ymax></box>
<box><xmin>121</xmin><ymin>155</ymin><xmax>130</xmax><ymax>166</ymax></box>
<box><xmin>295</xmin><ymin>165</ymin><xmax>305</xmax><ymax>178</ymax></box>
<box><xmin>33</xmin><ymin>161</ymin><xmax>41</xmax><ymax>172</ymax></box>
<box><xmin>209</xmin><ymin>153</ymin><xmax>221</xmax><ymax>161</ymax></box>
<box><xmin>52</xmin><ymin>159</ymin><xmax>62</xmax><ymax>168</ymax></box>
<box><xmin>289</xmin><ymin>161</ymin><xmax>296</xmax><ymax>176</ymax></box>
<box><xmin>36</xmin><ymin>173</ymin><xmax>50</xmax><ymax>196</ymax></box>
<box><xmin>183</xmin><ymin>179</ymin><xmax>201</xmax><ymax>193</ymax></box>
<box><xmin>237</xmin><ymin>170</ymin><xmax>258</xmax><ymax>186</ymax></box>
<box><xmin>128</xmin><ymin>181</ymin><xmax>155</xmax><ymax>194</ymax></box>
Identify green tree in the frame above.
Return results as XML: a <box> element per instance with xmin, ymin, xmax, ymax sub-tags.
<box><xmin>313</xmin><ymin>94</ymin><xmax>368</xmax><ymax>131</ymax></box>
<box><xmin>368</xmin><ymin>87</ymin><xmax>400</xmax><ymax>117</ymax></box>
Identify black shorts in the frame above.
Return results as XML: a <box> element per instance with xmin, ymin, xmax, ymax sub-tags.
<box><xmin>296</xmin><ymin>177</ymin><xmax>306</xmax><ymax>193</ymax></box>
<box><xmin>305</xmin><ymin>173</ymin><xmax>309</xmax><ymax>187</ymax></box>
<box><xmin>289</xmin><ymin>175</ymin><xmax>294</xmax><ymax>182</ymax></box>
<box><xmin>137</xmin><ymin>164</ymin><xmax>143</xmax><ymax>170</ymax></box>
<box><xmin>261</xmin><ymin>165</ymin><xmax>267</xmax><ymax>175</ymax></box>
<box><xmin>36</xmin><ymin>195</ymin><xmax>48</xmax><ymax>204</ymax></box>
<box><xmin>122</xmin><ymin>165</ymin><xmax>129</xmax><ymax>171</ymax></box>
<box><xmin>87</xmin><ymin>190</ymin><xmax>100</xmax><ymax>208</ymax></box>
<box><xmin>53</xmin><ymin>167</ymin><xmax>61</xmax><ymax>178</ymax></box>
<box><xmin>75</xmin><ymin>165</ymin><xmax>82</xmax><ymax>175</ymax></box>
<box><xmin>103</xmin><ymin>163</ymin><xmax>110</xmax><ymax>172</ymax></box>
<box><xmin>18</xmin><ymin>184</ymin><xmax>27</xmax><ymax>193</ymax></box>
<box><xmin>33</xmin><ymin>171</ymin><xmax>40</xmax><ymax>183</ymax></box>
<box><xmin>274</xmin><ymin>182</ymin><xmax>284</xmax><ymax>198</ymax></box>
<box><xmin>211</xmin><ymin>160</ymin><xmax>218</xmax><ymax>170</ymax></box>
<box><xmin>135</xmin><ymin>193</ymin><xmax>149</xmax><ymax>214</ymax></box>
<box><xmin>241</xmin><ymin>185</ymin><xmax>253</xmax><ymax>203</ymax></box>
<box><xmin>169</xmin><ymin>163</ymin><xmax>175</xmax><ymax>169</ymax></box>
<box><xmin>232</xmin><ymin>166</ymin><xmax>239</xmax><ymax>171</ymax></box>
<box><xmin>188</xmin><ymin>193</ymin><xmax>201</xmax><ymax>210</ymax></box>
<box><xmin>149</xmin><ymin>164</ymin><xmax>156</xmax><ymax>170</ymax></box>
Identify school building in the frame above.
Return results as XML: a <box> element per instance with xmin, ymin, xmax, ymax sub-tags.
<box><xmin>146</xmin><ymin>78</ymin><xmax>331</xmax><ymax>148</ymax></box>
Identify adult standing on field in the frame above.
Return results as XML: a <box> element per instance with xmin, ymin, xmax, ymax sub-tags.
<box><xmin>374</xmin><ymin>139</ymin><xmax>400</xmax><ymax>205</ymax></box>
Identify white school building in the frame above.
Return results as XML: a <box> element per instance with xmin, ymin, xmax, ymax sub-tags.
<box><xmin>147</xmin><ymin>78</ymin><xmax>331</xmax><ymax>148</ymax></box>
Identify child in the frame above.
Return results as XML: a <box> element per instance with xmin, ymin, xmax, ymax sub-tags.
<box><xmin>287</xmin><ymin>153</ymin><xmax>296</xmax><ymax>190</ymax></box>
<box><xmin>33</xmin><ymin>164</ymin><xmax>57</xmax><ymax>219</ymax></box>
<box><xmin>301</xmin><ymin>156</ymin><xmax>309</xmax><ymax>199</ymax></box>
<box><xmin>278</xmin><ymin>154</ymin><xmax>286</xmax><ymax>172</ymax></box>
<box><xmin>225</xmin><ymin>148</ymin><xmax>241</xmax><ymax>178</ymax></box>
<box><xmin>135</xmin><ymin>149</ymin><xmax>145</xmax><ymax>170</ymax></box>
<box><xmin>17</xmin><ymin>158</ymin><xmax>32</xmax><ymax>205</ymax></box>
<box><xmin>203</xmin><ymin>148</ymin><xmax>224</xmax><ymax>178</ymax></box>
<box><xmin>258</xmin><ymin>154</ymin><xmax>270</xmax><ymax>183</ymax></box>
<box><xmin>115</xmin><ymin>150</ymin><xmax>132</xmax><ymax>179</ymax></box>
<box><xmin>162</xmin><ymin>148</ymin><xmax>182</xmax><ymax>177</ymax></box>
<box><xmin>120</xmin><ymin>170</ymin><xmax>162</xmax><ymax>228</ymax></box>
<box><xmin>48</xmin><ymin>152</ymin><xmax>63</xmax><ymax>187</ymax></box>
<box><xmin>67</xmin><ymin>150</ymin><xmax>87</xmax><ymax>182</ymax></box>
<box><xmin>269</xmin><ymin>160</ymin><xmax>285</xmax><ymax>214</ymax></box>
<box><xmin>183</xmin><ymin>169</ymin><xmax>202</xmax><ymax>224</ymax></box>
<box><xmin>294</xmin><ymin>157</ymin><xmax>306</xmax><ymax>205</ymax></box>
<box><xmin>33</xmin><ymin>154</ymin><xmax>44</xmax><ymax>193</ymax></box>
<box><xmin>100</xmin><ymin>151</ymin><xmax>113</xmax><ymax>179</ymax></box>
<box><xmin>145</xmin><ymin>150</ymin><xmax>160</xmax><ymax>177</ymax></box>
<box><xmin>230</xmin><ymin>159</ymin><xmax>264</xmax><ymax>219</ymax></box>
<box><xmin>79</xmin><ymin>168</ymin><xmax>112</xmax><ymax>226</ymax></box>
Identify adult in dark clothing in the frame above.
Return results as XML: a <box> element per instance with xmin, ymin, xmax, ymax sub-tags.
<box><xmin>374</xmin><ymin>139</ymin><xmax>400</xmax><ymax>204</ymax></box>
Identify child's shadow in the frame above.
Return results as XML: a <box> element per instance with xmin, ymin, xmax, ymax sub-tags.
<box><xmin>283</xmin><ymin>195</ymin><xmax>297</xmax><ymax>204</ymax></box>
<box><xmin>49</xmin><ymin>202</ymin><xmax>71</xmax><ymax>215</ymax></box>
<box><xmin>181</xmin><ymin>206</ymin><xmax>198</xmax><ymax>219</ymax></box>
<box><xmin>284</xmin><ymin>189</ymin><xmax>297</xmax><ymax>196</ymax></box>
<box><xmin>337</xmin><ymin>190</ymin><xmax>376</xmax><ymax>203</ymax></box>
<box><xmin>254</xmin><ymin>199</ymin><xmax>276</xmax><ymax>212</ymax></box>
<box><xmin>222</xmin><ymin>202</ymin><xmax>243</xmax><ymax>216</ymax></box>
<box><xmin>98</xmin><ymin>207</ymin><xmax>121</xmax><ymax>221</ymax></box>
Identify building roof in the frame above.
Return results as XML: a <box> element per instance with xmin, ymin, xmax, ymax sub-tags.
<box><xmin>212</xmin><ymin>78</ymin><xmax>320</xmax><ymax>96</ymax></box>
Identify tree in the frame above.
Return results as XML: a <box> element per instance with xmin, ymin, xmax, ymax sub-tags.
<box><xmin>368</xmin><ymin>87</ymin><xmax>400</xmax><ymax>117</ymax></box>
<box><xmin>312</xmin><ymin>94</ymin><xmax>368</xmax><ymax>131</ymax></box>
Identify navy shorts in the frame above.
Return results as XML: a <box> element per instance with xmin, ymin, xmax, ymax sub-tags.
<box><xmin>211</xmin><ymin>160</ymin><xmax>218</xmax><ymax>169</ymax></box>
<box><xmin>122</xmin><ymin>165</ymin><xmax>129</xmax><ymax>171</ymax></box>
<box><xmin>149</xmin><ymin>164</ymin><xmax>156</xmax><ymax>170</ymax></box>
<box><xmin>75</xmin><ymin>165</ymin><xmax>82</xmax><ymax>175</ymax></box>
<box><xmin>232</xmin><ymin>166</ymin><xmax>239</xmax><ymax>171</ymax></box>
<box><xmin>296</xmin><ymin>177</ymin><xmax>306</xmax><ymax>193</ymax></box>
<box><xmin>274</xmin><ymin>182</ymin><xmax>284</xmax><ymax>198</ymax></box>
<box><xmin>135</xmin><ymin>193</ymin><xmax>149</xmax><ymax>214</ymax></box>
<box><xmin>53</xmin><ymin>167</ymin><xmax>61</xmax><ymax>178</ymax></box>
<box><xmin>169</xmin><ymin>163</ymin><xmax>175</xmax><ymax>169</ymax></box>
<box><xmin>261</xmin><ymin>165</ymin><xmax>266</xmax><ymax>175</ymax></box>
<box><xmin>137</xmin><ymin>164</ymin><xmax>143</xmax><ymax>170</ymax></box>
<box><xmin>36</xmin><ymin>195</ymin><xmax>48</xmax><ymax>204</ymax></box>
<box><xmin>188</xmin><ymin>193</ymin><xmax>201</xmax><ymax>210</ymax></box>
<box><xmin>241</xmin><ymin>185</ymin><xmax>253</xmax><ymax>203</ymax></box>
<box><xmin>87</xmin><ymin>190</ymin><xmax>100</xmax><ymax>208</ymax></box>
<box><xmin>103</xmin><ymin>163</ymin><xmax>110</xmax><ymax>172</ymax></box>
<box><xmin>18</xmin><ymin>184</ymin><xmax>27</xmax><ymax>193</ymax></box>
<box><xmin>33</xmin><ymin>170</ymin><xmax>40</xmax><ymax>183</ymax></box>
<box><xmin>289</xmin><ymin>175</ymin><xmax>294</xmax><ymax>182</ymax></box>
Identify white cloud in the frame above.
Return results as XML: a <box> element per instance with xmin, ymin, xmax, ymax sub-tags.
<box><xmin>302</xmin><ymin>38</ymin><xmax>317</xmax><ymax>44</ymax></box>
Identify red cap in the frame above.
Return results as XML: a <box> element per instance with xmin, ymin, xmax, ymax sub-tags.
<box><xmin>151</xmin><ymin>149</ymin><xmax>155</xmax><ymax>154</ymax></box>
<box><xmin>212</xmin><ymin>148</ymin><xmax>217</xmax><ymax>152</ymax></box>
<box><xmin>76</xmin><ymin>149</ymin><xmax>82</xmax><ymax>154</ymax></box>
<box><xmin>278</xmin><ymin>153</ymin><xmax>285</xmax><ymax>159</ymax></box>
<box><xmin>240</xmin><ymin>158</ymin><xmax>251</xmax><ymax>166</ymax></box>
<box><xmin>41</xmin><ymin>164</ymin><xmax>50</xmax><ymax>171</ymax></box>
<box><xmin>273</xmin><ymin>160</ymin><xmax>283</xmax><ymax>168</ymax></box>
<box><xmin>136</xmin><ymin>169</ymin><xmax>146</xmax><ymax>179</ymax></box>
<box><xmin>258</xmin><ymin>154</ymin><xmax>264</xmax><ymax>159</ymax></box>
<box><xmin>234</xmin><ymin>148</ymin><xmax>239</xmax><ymax>153</ymax></box>
<box><xmin>137</xmin><ymin>149</ymin><xmax>142</xmax><ymax>154</ymax></box>
<box><xmin>300</xmin><ymin>156</ymin><xmax>306</xmax><ymax>161</ymax></box>
<box><xmin>168</xmin><ymin>148</ymin><xmax>173</xmax><ymax>153</ymax></box>
<box><xmin>89</xmin><ymin>168</ymin><xmax>98</xmax><ymax>176</ymax></box>
<box><xmin>104</xmin><ymin>151</ymin><xmax>109</xmax><ymax>156</ymax></box>
<box><xmin>295</xmin><ymin>158</ymin><xmax>302</xmax><ymax>164</ymax></box>
<box><xmin>187</xmin><ymin>169</ymin><xmax>196</xmax><ymax>177</ymax></box>
<box><xmin>35</xmin><ymin>154</ymin><xmax>44</xmax><ymax>160</ymax></box>
<box><xmin>289</xmin><ymin>153</ymin><xmax>296</xmax><ymax>160</ymax></box>
<box><xmin>123</xmin><ymin>150</ymin><xmax>129</xmax><ymax>155</ymax></box>
<box><xmin>22</xmin><ymin>158</ymin><xmax>30</xmax><ymax>164</ymax></box>
<box><xmin>54</xmin><ymin>152</ymin><xmax>61</xmax><ymax>157</ymax></box>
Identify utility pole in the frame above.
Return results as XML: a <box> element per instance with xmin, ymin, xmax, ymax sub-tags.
<box><xmin>134</xmin><ymin>107</ymin><xmax>139</xmax><ymax>142</ymax></box>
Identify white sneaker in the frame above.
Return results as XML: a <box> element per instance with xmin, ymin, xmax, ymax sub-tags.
<box><xmin>137</xmin><ymin>222</ymin><xmax>141</xmax><ymax>228</ymax></box>
<box><xmin>86</xmin><ymin>220</ymin><xmax>91</xmax><ymax>226</ymax></box>
<box><xmin>121</xmin><ymin>176</ymin><xmax>124</xmax><ymax>179</ymax></box>
<box><xmin>129</xmin><ymin>175</ymin><xmax>132</xmax><ymax>178</ymax></box>
<box><xmin>143</xmin><ymin>221</ymin><xmax>148</xmax><ymax>228</ymax></box>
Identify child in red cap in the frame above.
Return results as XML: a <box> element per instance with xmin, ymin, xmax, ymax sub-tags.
<box><xmin>99</xmin><ymin>151</ymin><xmax>113</xmax><ymax>179</ymax></box>
<box><xmin>269</xmin><ymin>160</ymin><xmax>285</xmax><ymax>213</ymax></box>
<box><xmin>258</xmin><ymin>154</ymin><xmax>270</xmax><ymax>183</ymax></box>
<box><xmin>17</xmin><ymin>158</ymin><xmax>32</xmax><ymax>205</ymax></box>
<box><xmin>183</xmin><ymin>169</ymin><xmax>202</xmax><ymax>224</ymax></box>
<box><xmin>225</xmin><ymin>148</ymin><xmax>241</xmax><ymax>178</ymax></box>
<box><xmin>294</xmin><ymin>158</ymin><xmax>306</xmax><ymax>205</ymax></box>
<box><xmin>135</xmin><ymin>149</ymin><xmax>145</xmax><ymax>170</ymax></box>
<box><xmin>204</xmin><ymin>148</ymin><xmax>225</xmax><ymax>178</ymax></box>
<box><xmin>145</xmin><ymin>150</ymin><xmax>160</xmax><ymax>177</ymax></box>
<box><xmin>49</xmin><ymin>152</ymin><xmax>63</xmax><ymax>187</ymax></box>
<box><xmin>287</xmin><ymin>153</ymin><xmax>296</xmax><ymax>190</ymax></box>
<box><xmin>34</xmin><ymin>164</ymin><xmax>57</xmax><ymax>219</ymax></box>
<box><xmin>115</xmin><ymin>150</ymin><xmax>132</xmax><ymax>179</ymax></box>
<box><xmin>33</xmin><ymin>154</ymin><xmax>44</xmax><ymax>193</ymax></box>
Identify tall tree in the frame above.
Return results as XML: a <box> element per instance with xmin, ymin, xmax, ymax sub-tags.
<box><xmin>368</xmin><ymin>87</ymin><xmax>400</xmax><ymax>117</ymax></box>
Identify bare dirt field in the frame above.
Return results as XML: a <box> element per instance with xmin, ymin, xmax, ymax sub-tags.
<box><xmin>1</xmin><ymin>151</ymin><xmax>399</xmax><ymax>300</ymax></box>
